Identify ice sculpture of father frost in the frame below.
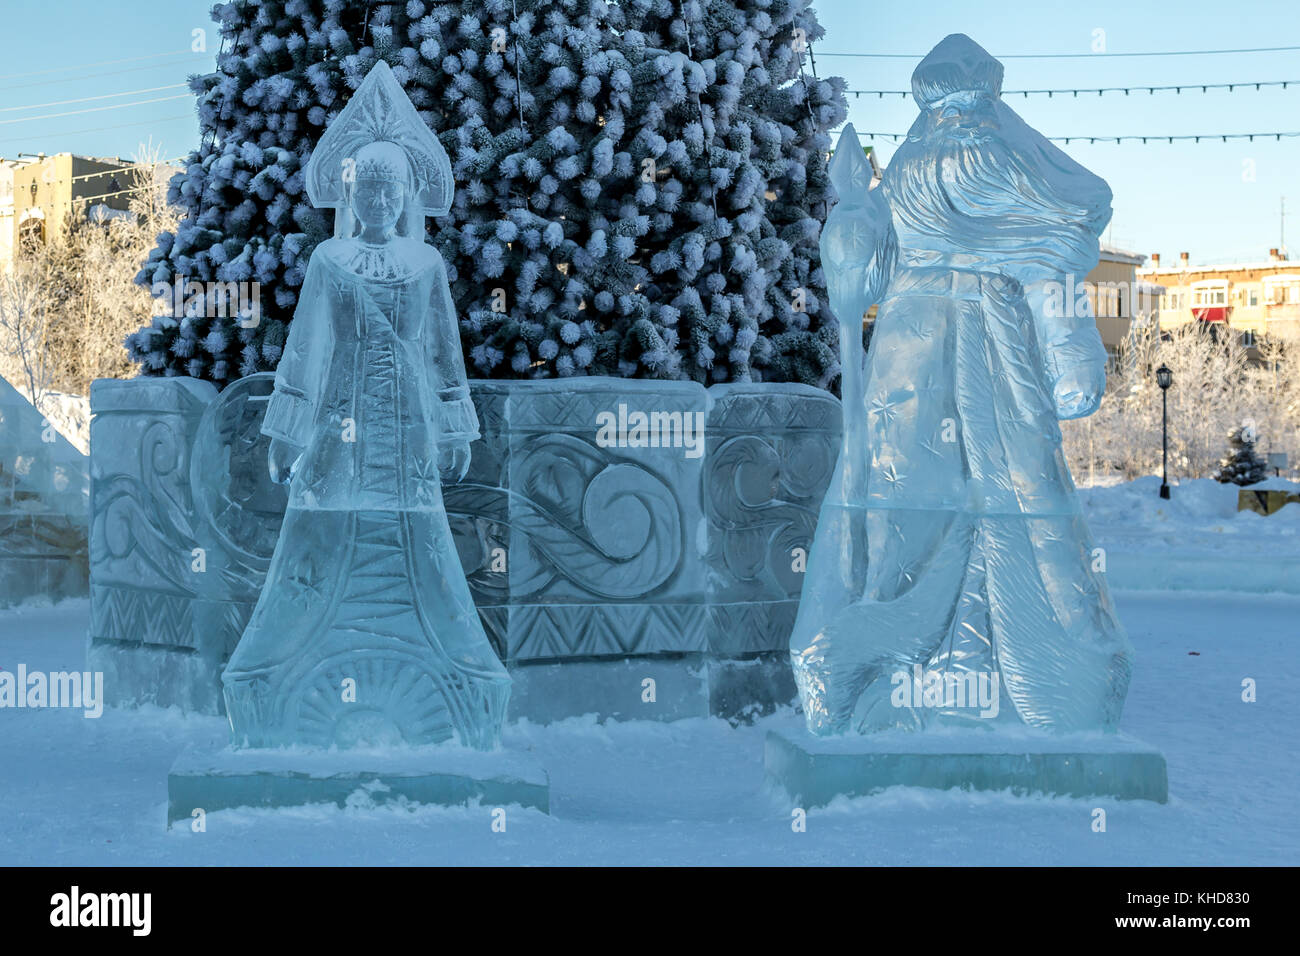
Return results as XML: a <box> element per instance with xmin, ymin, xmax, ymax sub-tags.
<box><xmin>791</xmin><ymin>35</ymin><xmax>1134</xmax><ymax>735</ymax></box>
<box><xmin>222</xmin><ymin>62</ymin><xmax>510</xmax><ymax>751</ymax></box>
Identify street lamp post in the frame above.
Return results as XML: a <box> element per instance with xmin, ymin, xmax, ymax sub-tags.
<box><xmin>1156</xmin><ymin>363</ymin><xmax>1173</xmax><ymax>499</ymax></box>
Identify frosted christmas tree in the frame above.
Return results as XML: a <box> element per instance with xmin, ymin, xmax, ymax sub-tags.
<box><xmin>128</xmin><ymin>0</ymin><xmax>847</xmax><ymax>388</ymax></box>
<box><xmin>1216</xmin><ymin>425</ymin><xmax>1268</xmax><ymax>486</ymax></box>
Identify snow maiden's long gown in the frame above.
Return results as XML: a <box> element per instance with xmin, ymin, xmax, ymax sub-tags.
<box><xmin>791</xmin><ymin>94</ymin><xmax>1134</xmax><ymax>736</ymax></box>
<box><xmin>222</xmin><ymin>236</ymin><xmax>510</xmax><ymax>750</ymax></box>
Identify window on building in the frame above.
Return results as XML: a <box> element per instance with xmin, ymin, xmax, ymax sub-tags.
<box><xmin>1241</xmin><ymin>330</ymin><xmax>1256</xmax><ymax>347</ymax></box>
<box><xmin>1192</xmin><ymin>284</ymin><xmax>1228</xmax><ymax>307</ymax></box>
<box><xmin>18</xmin><ymin>217</ymin><xmax>44</xmax><ymax>251</ymax></box>
<box><xmin>1248</xmin><ymin>289</ymin><xmax>1260</xmax><ymax>307</ymax></box>
<box><xmin>1094</xmin><ymin>288</ymin><xmax>1120</xmax><ymax>318</ymax></box>
<box><xmin>1263</xmin><ymin>276</ymin><xmax>1300</xmax><ymax>305</ymax></box>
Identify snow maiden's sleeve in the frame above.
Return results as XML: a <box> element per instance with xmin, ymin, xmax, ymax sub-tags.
<box><xmin>262</xmin><ymin>250</ymin><xmax>334</xmax><ymax>447</ymax></box>
<box><xmin>425</xmin><ymin>248</ymin><xmax>479</xmax><ymax>445</ymax></box>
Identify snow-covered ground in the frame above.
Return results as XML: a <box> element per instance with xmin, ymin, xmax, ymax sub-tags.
<box><xmin>0</xmin><ymin>590</ymin><xmax>1295</xmax><ymax>866</ymax></box>
<box><xmin>1081</xmin><ymin>477</ymin><xmax>1300</xmax><ymax>592</ymax></box>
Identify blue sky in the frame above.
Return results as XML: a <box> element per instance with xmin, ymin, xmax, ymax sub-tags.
<box><xmin>1</xmin><ymin>0</ymin><xmax>1296</xmax><ymax>266</ymax></box>
<box><xmin>0</xmin><ymin>0</ymin><xmax>215</xmax><ymax>166</ymax></box>
<box><xmin>818</xmin><ymin>0</ymin><xmax>1300</xmax><ymax>265</ymax></box>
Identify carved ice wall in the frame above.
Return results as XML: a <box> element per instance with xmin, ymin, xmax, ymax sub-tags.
<box><xmin>87</xmin><ymin>376</ymin><xmax>839</xmax><ymax>718</ymax></box>
<box><xmin>87</xmin><ymin>375</ymin><xmax>286</xmax><ymax>712</ymax></box>
<box><xmin>705</xmin><ymin>383</ymin><xmax>840</xmax><ymax>658</ymax></box>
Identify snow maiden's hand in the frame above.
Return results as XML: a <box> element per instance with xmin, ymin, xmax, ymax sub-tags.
<box><xmin>1052</xmin><ymin>362</ymin><xmax>1105</xmax><ymax>420</ymax></box>
<box><xmin>438</xmin><ymin>442</ymin><xmax>471</xmax><ymax>483</ymax></box>
<box><xmin>268</xmin><ymin>437</ymin><xmax>304</xmax><ymax>484</ymax></box>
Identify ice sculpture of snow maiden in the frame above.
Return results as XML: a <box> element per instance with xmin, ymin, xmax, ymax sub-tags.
<box><xmin>222</xmin><ymin>61</ymin><xmax>510</xmax><ymax>750</ymax></box>
<box><xmin>791</xmin><ymin>35</ymin><xmax>1133</xmax><ymax>736</ymax></box>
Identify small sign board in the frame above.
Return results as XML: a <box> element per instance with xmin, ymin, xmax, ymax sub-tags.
<box><xmin>1239</xmin><ymin>488</ymin><xmax>1300</xmax><ymax>516</ymax></box>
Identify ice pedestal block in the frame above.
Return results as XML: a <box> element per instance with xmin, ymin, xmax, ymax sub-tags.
<box><xmin>0</xmin><ymin>376</ymin><xmax>88</xmax><ymax>607</ymax></box>
<box><xmin>167</xmin><ymin>743</ymin><xmax>549</xmax><ymax>824</ymax></box>
<box><xmin>441</xmin><ymin>377</ymin><xmax>840</xmax><ymax>720</ymax></box>
<box><xmin>704</xmin><ymin>383</ymin><xmax>840</xmax><ymax>657</ymax></box>
<box><xmin>765</xmin><ymin>728</ymin><xmax>1169</xmax><ymax>804</ymax></box>
<box><xmin>86</xmin><ymin>375</ymin><xmax>286</xmax><ymax>713</ymax></box>
<box><xmin>87</xmin><ymin>376</ymin><xmax>839</xmax><ymax>719</ymax></box>
<box><xmin>87</xmin><ymin>377</ymin><xmax>218</xmax><ymax>710</ymax></box>
<box><xmin>496</xmin><ymin>656</ymin><xmax>710</xmax><ymax>722</ymax></box>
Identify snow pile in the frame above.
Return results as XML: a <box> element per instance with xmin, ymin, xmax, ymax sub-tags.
<box><xmin>1080</xmin><ymin>476</ymin><xmax>1300</xmax><ymax>592</ymax></box>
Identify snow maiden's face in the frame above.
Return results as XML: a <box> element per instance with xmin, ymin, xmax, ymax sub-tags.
<box><xmin>351</xmin><ymin>177</ymin><xmax>404</xmax><ymax>234</ymax></box>
<box><xmin>347</xmin><ymin>141</ymin><xmax>415</xmax><ymax>239</ymax></box>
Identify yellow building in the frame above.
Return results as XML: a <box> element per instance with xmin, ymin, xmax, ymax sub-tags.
<box><xmin>1138</xmin><ymin>249</ymin><xmax>1299</xmax><ymax>345</ymax></box>
<box><xmin>0</xmin><ymin>157</ymin><xmax>39</xmax><ymax>270</ymax></box>
<box><xmin>5</xmin><ymin>152</ymin><xmax>136</xmax><ymax>267</ymax></box>
<box><xmin>1083</xmin><ymin>244</ymin><xmax>1162</xmax><ymax>355</ymax></box>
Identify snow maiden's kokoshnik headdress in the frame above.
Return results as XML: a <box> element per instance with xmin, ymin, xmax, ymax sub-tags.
<box><xmin>304</xmin><ymin>60</ymin><xmax>454</xmax><ymax>237</ymax></box>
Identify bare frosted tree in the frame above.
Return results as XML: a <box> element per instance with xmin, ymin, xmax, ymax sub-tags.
<box><xmin>0</xmin><ymin>144</ymin><xmax>180</xmax><ymax>451</ymax></box>
<box><xmin>0</xmin><ymin>250</ymin><xmax>54</xmax><ymax>409</ymax></box>
<box><xmin>0</xmin><ymin>142</ymin><xmax>182</xmax><ymax>401</ymax></box>
<box><xmin>47</xmin><ymin>142</ymin><xmax>182</xmax><ymax>393</ymax></box>
<box><xmin>1063</xmin><ymin>320</ymin><xmax>1300</xmax><ymax>483</ymax></box>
